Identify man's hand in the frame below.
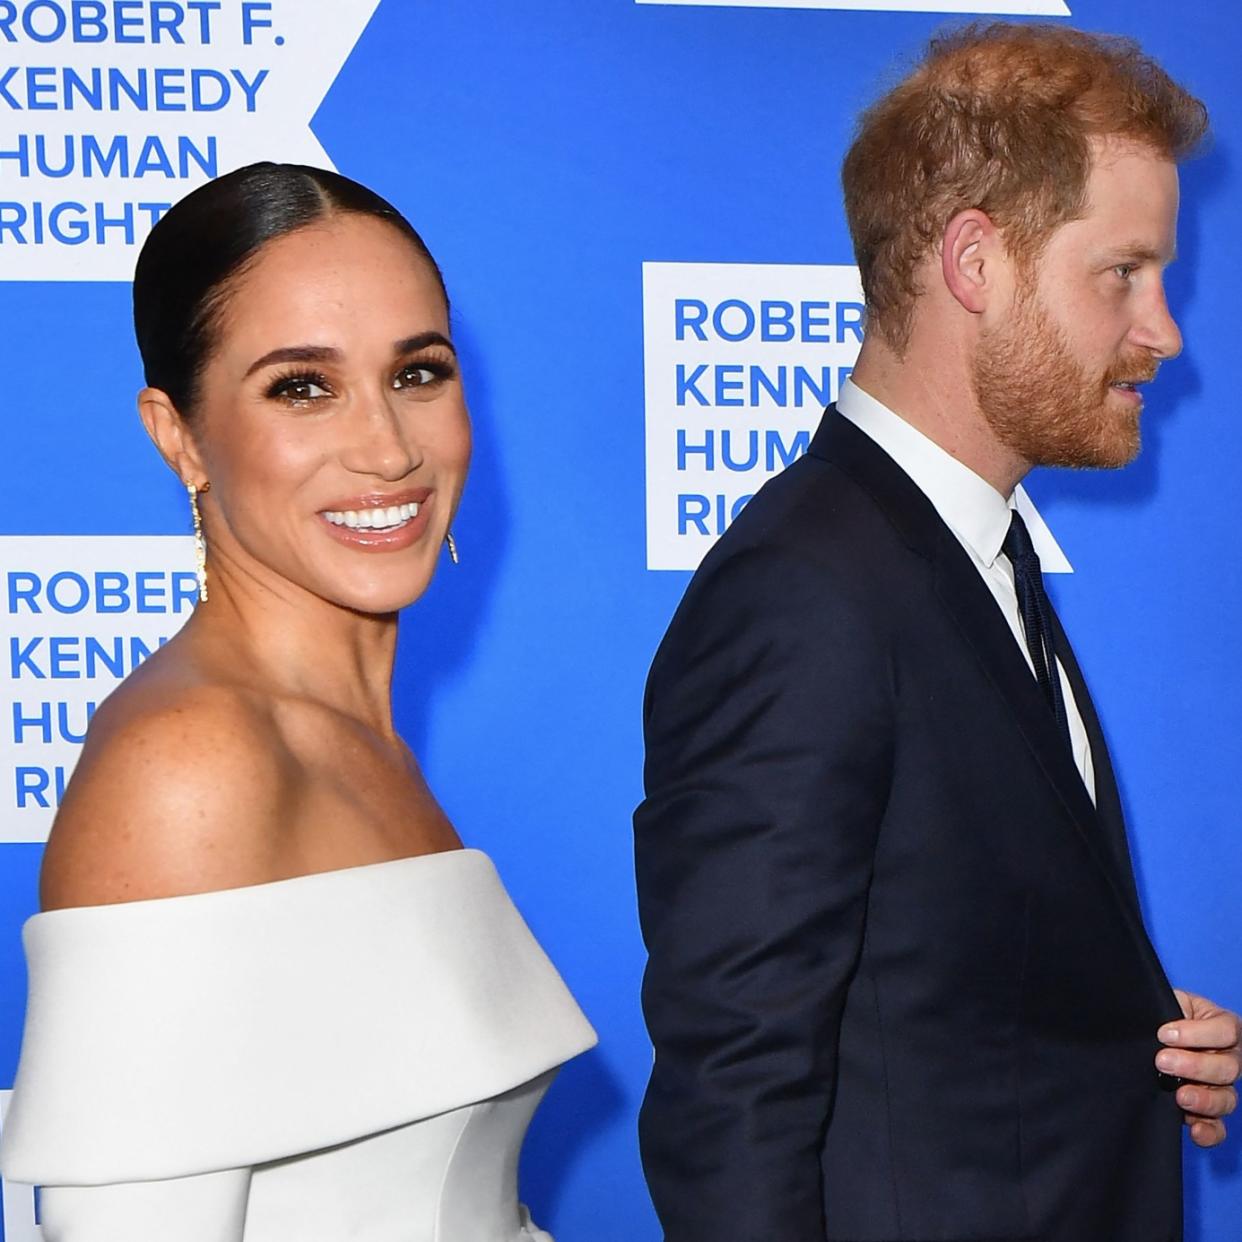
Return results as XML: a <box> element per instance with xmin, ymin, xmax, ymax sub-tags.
<box><xmin>1156</xmin><ymin>990</ymin><xmax>1241</xmax><ymax>1148</ymax></box>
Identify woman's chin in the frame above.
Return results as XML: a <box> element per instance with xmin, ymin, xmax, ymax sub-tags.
<box><xmin>314</xmin><ymin>572</ymin><xmax>437</xmax><ymax>618</ymax></box>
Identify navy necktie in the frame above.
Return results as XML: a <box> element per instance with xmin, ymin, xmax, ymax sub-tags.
<box><xmin>1002</xmin><ymin>510</ymin><xmax>1072</xmax><ymax>752</ymax></box>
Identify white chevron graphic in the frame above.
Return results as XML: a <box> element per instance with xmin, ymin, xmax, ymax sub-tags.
<box><xmin>0</xmin><ymin>1</ymin><xmax>380</xmax><ymax>281</ymax></box>
<box><xmin>637</xmin><ymin>1</ymin><xmax>1071</xmax><ymax>13</ymax></box>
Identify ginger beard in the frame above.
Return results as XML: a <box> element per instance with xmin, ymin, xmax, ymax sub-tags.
<box><xmin>971</xmin><ymin>284</ymin><xmax>1157</xmax><ymax>471</ymax></box>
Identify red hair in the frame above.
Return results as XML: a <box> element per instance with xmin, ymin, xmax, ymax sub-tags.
<box><xmin>841</xmin><ymin>23</ymin><xmax>1208</xmax><ymax>349</ymax></box>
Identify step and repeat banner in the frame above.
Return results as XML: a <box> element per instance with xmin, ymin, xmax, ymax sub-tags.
<box><xmin>0</xmin><ymin>1</ymin><xmax>1238</xmax><ymax>1238</ymax></box>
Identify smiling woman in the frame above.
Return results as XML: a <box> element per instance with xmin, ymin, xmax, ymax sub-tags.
<box><xmin>0</xmin><ymin>162</ymin><xmax>596</xmax><ymax>1242</ymax></box>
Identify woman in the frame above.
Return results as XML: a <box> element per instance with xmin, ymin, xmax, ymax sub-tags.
<box><xmin>0</xmin><ymin>163</ymin><xmax>596</xmax><ymax>1239</ymax></box>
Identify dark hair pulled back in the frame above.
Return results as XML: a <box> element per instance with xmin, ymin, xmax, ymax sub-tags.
<box><xmin>132</xmin><ymin>162</ymin><xmax>447</xmax><ymax>415</ymax></box>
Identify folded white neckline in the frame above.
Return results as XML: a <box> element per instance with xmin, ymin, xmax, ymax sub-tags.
<box><xmin>1</xmin><ymin>849</ymin><xmax>597</xmax><ymax>1186</ymax></box>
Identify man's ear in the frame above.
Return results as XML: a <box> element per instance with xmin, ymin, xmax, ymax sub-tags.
<box><xmin>941</xmin><ymin>209</ymin><xmax>1007</xmax><ymax>315</ymax></box>
<box><xmin>137</xmin><ymin>388</ymin><xmax>207</xmax><ymax>487</ymax></box>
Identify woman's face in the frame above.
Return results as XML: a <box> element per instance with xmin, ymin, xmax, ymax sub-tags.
<box><xmin>188</xmin><ymin>213</ymin><xmax>470</xmax><ymax>616</ymax></box>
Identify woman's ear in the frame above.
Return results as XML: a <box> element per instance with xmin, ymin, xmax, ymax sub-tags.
<box><xmin>137</xmin><ymin>388</ymin><xmax>207</xmax><ymax>486</ymax></box>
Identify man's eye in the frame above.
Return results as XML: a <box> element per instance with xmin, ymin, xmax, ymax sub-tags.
<box><xmin>1113</xmin><ymin>264</ymin><xmax>1137</xmax><ymax>280</ymax></box>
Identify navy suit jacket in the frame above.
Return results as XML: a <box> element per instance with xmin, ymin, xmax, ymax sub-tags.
<box><xmin>634</xmin><ymin>407</ymin><xmax>1184</xmax><ymax>1242</ymax></box>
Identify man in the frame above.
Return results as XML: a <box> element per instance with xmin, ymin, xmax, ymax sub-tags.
<box><xmin>634</xmin><ymin>23</ymin><xmax>1240</xmax><ymax>1242</ymax></box>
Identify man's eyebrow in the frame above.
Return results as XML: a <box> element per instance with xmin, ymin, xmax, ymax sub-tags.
<box><xmin>1106</xmin><ymin>243</ymin><xmax>1178</xmax><ymax>265</ymax></box>
<box><xmin>244</xmin><ymin>345</ymin><xmax>341</xmax><ymax>379</ymax></box>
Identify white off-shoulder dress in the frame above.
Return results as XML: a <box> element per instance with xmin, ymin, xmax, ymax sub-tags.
<box><xmin>0</xmin><ymin>848</ymin><xmax>598</xmax><ymax>1241</ymax></box>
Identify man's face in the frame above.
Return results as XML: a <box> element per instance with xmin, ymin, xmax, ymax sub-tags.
<box><xmin>973</xmin><ymin>139</ymin><xmax>1183</xmax><ymax>470</ymax></box>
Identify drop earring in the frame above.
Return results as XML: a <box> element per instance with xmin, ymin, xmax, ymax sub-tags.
<box><xmin>188</xmin><ymin>480</ymin><xmax>210</xmax><ymax>602</ymax></box>
<box><xmin>445</xmin><ymin>531</ymin><xmax>459</xmax><ymax>565</ymax></box>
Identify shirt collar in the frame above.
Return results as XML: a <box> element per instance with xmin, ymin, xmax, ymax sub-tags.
<box><xmin>837</xmin><ymin>378</ymin><xmax>1012</xmax><ymax>567</ymax></box>
<box><xmin>836</xmin><ymin>378</ymin><xmax>1070</xmax><ymax>572</ymax></box>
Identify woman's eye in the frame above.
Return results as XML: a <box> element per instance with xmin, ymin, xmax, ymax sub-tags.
<box><xmin>393</xmin><ymin>364</ymin><xmax>443</xmax><ymax>390</ymax></box>
<box><xmin>270</xmin><ymin>376</ymin><xmax>331</xmax><ymax>403</ymax></box>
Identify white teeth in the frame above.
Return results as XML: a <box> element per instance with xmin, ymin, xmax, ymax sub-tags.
<box><xmin>322</xmin><ymin>502</ymin><xmax>420</xmax><ymax>530</ymax></box>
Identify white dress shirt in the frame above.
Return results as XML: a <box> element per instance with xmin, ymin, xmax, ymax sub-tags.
<box><xmin>837</xmin><ymin>379</ymin><xmax>1096</xmax><ymax>802</ymax></box>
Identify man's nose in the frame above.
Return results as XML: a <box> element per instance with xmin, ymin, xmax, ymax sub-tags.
<box><xmin>1133</xmin><ymin>285</ymin><xmax>1183</xmax><ymax>362</ymax></box>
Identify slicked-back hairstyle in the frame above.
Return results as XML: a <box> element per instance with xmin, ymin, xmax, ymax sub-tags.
<box><xmin>132</xmin><ymin>162</ymin><xmax>447</xmax><ymax>415</ymax></box>
<box><xmin>841</xmin><ymin>22</ymin><xmax>1208</xmax><ymax>351</ymax></box>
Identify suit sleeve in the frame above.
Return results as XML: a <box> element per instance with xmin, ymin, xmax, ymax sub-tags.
<box><xmin>38</xmin><ymin>1170</ymin><xmax>252</xmax><ymax>1241</ymax></box>
<box><xmin>634</xmin><ymin>542</ymin><xmax>894</xmax><ymax>1240</ymax></box>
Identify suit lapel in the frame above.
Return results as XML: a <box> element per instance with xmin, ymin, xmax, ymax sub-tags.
<box><xmin>1046</xmin><ymin>608</ymin><xmax>1143</xmax><ymax>910</ymax></box>
<box><xmin>809</xmin><ymin>408</ymin><xmax>1177</xmax><ymax>1000</ymax></box>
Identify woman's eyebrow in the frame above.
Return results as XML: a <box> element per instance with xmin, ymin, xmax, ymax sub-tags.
<box><xmin>394</xmin><ymin>332</ymin><xmax>456</xmax><ymax>355</ymax></box>
<box><xmin>244</xmin><ymin>344</ymin><xmax>341</xmax><ymax>378</ymax></box>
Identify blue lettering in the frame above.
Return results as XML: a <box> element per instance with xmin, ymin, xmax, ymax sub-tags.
<box><xmin>172</xmin><ymin>571</ymin><xmax>197</xmax><ymax>612</ymax></box>
<box><xmin>71</xmin><ymin>1</ymin><xmax>107</xmax><ymax>42</ymax></box>
<box><xmin>0</xmin><ymin>200</ymin><xmax>27</xmax><ymax>242</ymax></box>
<box><xmin>230</xmin><ymin>67</ymin><xmax>267</xmax><ymax>111</ymax></box>
<box><xmin>187</xmin><ymin>0</ymin><xmax>219</xmax><ymax>41</ymax></box>
<box><xmin>760</xmin><ymin>301</ymin><xmax>794</xmax><ymax>342</ymax></box>
<box><xmin>150</xmin><ymin>2</ymin><xmax>186</xmax><ymax>43</ymax></box>
<box><xmin>722</xmin><ymin>430</ymin><xmax>758</xmax><ymax>472</ymax></box>
<box><xmin>801</xmin><ymin>301</ymin><xmax>831</xmax><ymax>343</ymax></box>
<box><xmin>712</xmin><ymin>298</ymin><xmax>755</xmax><ymax>343</ymax></box>
<box><xmin>84</xmin><ymin>636</ymin><xmax>124</xmax><ymax>677</ymax></box>
<box><xmin>82</xmin><ymin>132</ymin><xmax>126</xmax><ymax>177</ymax></box>
<box><xmin>674</xmin><ymin>299</ymin><xmax>708</xmax><ymax>342</ymax></box>
<box><xmin>714</xmin><ymin>365</ymin><xmax>744</xmax><ymax>407</ymax></box>
<box><xmin>676</xmin><ymin>364</ymin><xmax>709</xmax><ymax>407</ymax></box>
<box><xmin>793</xmin><ymin>366</ymin><xmax>831</xmax><ymax>408</ymax></box>
<box><xmin>676</xmin><ymin>429</ymin><xmax>714</xmax><ymax>471</ymax></box>
<box><xmin>95</xmin><ymin>571</ymin><xmax>130</xmax><ymax>613</ymax></box>
<box><xmin>10</xmin><ymin>637</ymin><xmax>44</xmax><ymax>679</ymax></box>
<box><xmin>133</xmin><ymin>133</ymin><xmax>174</xmax><ymax>177</ymax></box>
<box><xmin>94</xmin><ymin>199</ymin><xmax>135</xmax><ymax>244</ymax></box>
<box><xmin>111</xmin><ymin>66</ymin><xmax>148</xmax><ymax>109</ymax></box>
<box><xmin>676</xmin><ymin>493</ymin><xmax>752</xmax><ymax>537</ymax></box>
<box><xmin>0</xmin><ymin>132</ymin><xmax>29</xmax><ymax>175</ymax></box>
<box><xmin>24</xmin><ymin>1</ymin><xmax>67</xmax><ymax>42</ymax></box>
<box><xmin>7</xmin><ymin>571</ymin><xmax>41</xmax><ymax>612</ymax></box>
<box><xmin>58</xmin><ymin>699</ymin><xmax>95</xmax><ymax>743</ymax></box>
<box><xmin>677</xmin><ymin>494</ymin><xmax>710</xmax><ymax>536</ymax></box>
<box><xmin>178</xmin><ymin>133</ymin><xmax>215</xmax><ymax>176</ymax></box>
<box><xmin>241</xmin><ymin>0</ymin><xmax>272</xmax><ymax>45</ymax></box>
<box><xmin>153</xmin><ymin>65</ymin><xmax>185</xmax><ymax>110</ymax></box>
<box><xmin>191</xmin><ymin>66</ymin><xmax>226</xmax><ymax>109</ymax></box>
<box><xmin>15</xmin><ymin>767</ymin><xmax>51</xmax><ymax>810</ymax></box>
<box><xmin>114</xmin><ymin>0</ymin><xmax>143</xmax><ymax>41</ymax></box>
<box><xmin>0</xmin><ymin>67</ymin><xmax>21</xmax><ymax>109</ymax></box>
<box><xmin>64</xmin><ymin>64</ymin><xmax>102</xmax><ymax>108</ymax></box>
<box><xmin>48</xmin><ymin>635</ymin><xmax>80</xmax><ymax>678</ymax></box>
<box><xmin>838</xmin><ymin>302</ymin><xmax>865</xmax><ymax>343</ymax></box>
<box><xmin>47</xmin><ymin>571</ymin><xmax>89</xmax><ymax>614</ymax></box>
<box><xmin>35</xmin><ymin>133</ymin><xmax>74</xmax><ymax>177</ymax></box>
<box><xmin>766</xmin><ymin>429</ymin><xmax>810</xmax><ymax>471</ymax></box>
<box><xmin>136</xmin><ymin>570</ymin><xmax>166</xmax><ymax>612</ymax></box>
<box><xmin>27</xmin><ymin>64</ymin><xmax>57</xmax><ymax>108</ymax></box>
<box><xmin>750</xmin><ymin>365</ymin><xmax>786</xmax><ymax>406</ymax></box>
<box><xmin>12</xmin><ymin>700</ymin><xmax>52</xmax><ymax>743</ymax></box>
<box><xmin>50</xmin><ymin>200</ymin><xmax>90</xmax><ymax>244</ymax></box>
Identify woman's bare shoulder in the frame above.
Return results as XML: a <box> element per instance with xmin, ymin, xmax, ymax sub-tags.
<box><xmin>39</xmin><ymin>673</ymin><xmax>298</xmax><ymax>912</ymax></box>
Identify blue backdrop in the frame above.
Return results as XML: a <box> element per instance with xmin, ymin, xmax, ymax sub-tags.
<box><xmin>0</xmin><ymin>1</ymin><xmax>1238</xmax><ymax>1238</ymax></box>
